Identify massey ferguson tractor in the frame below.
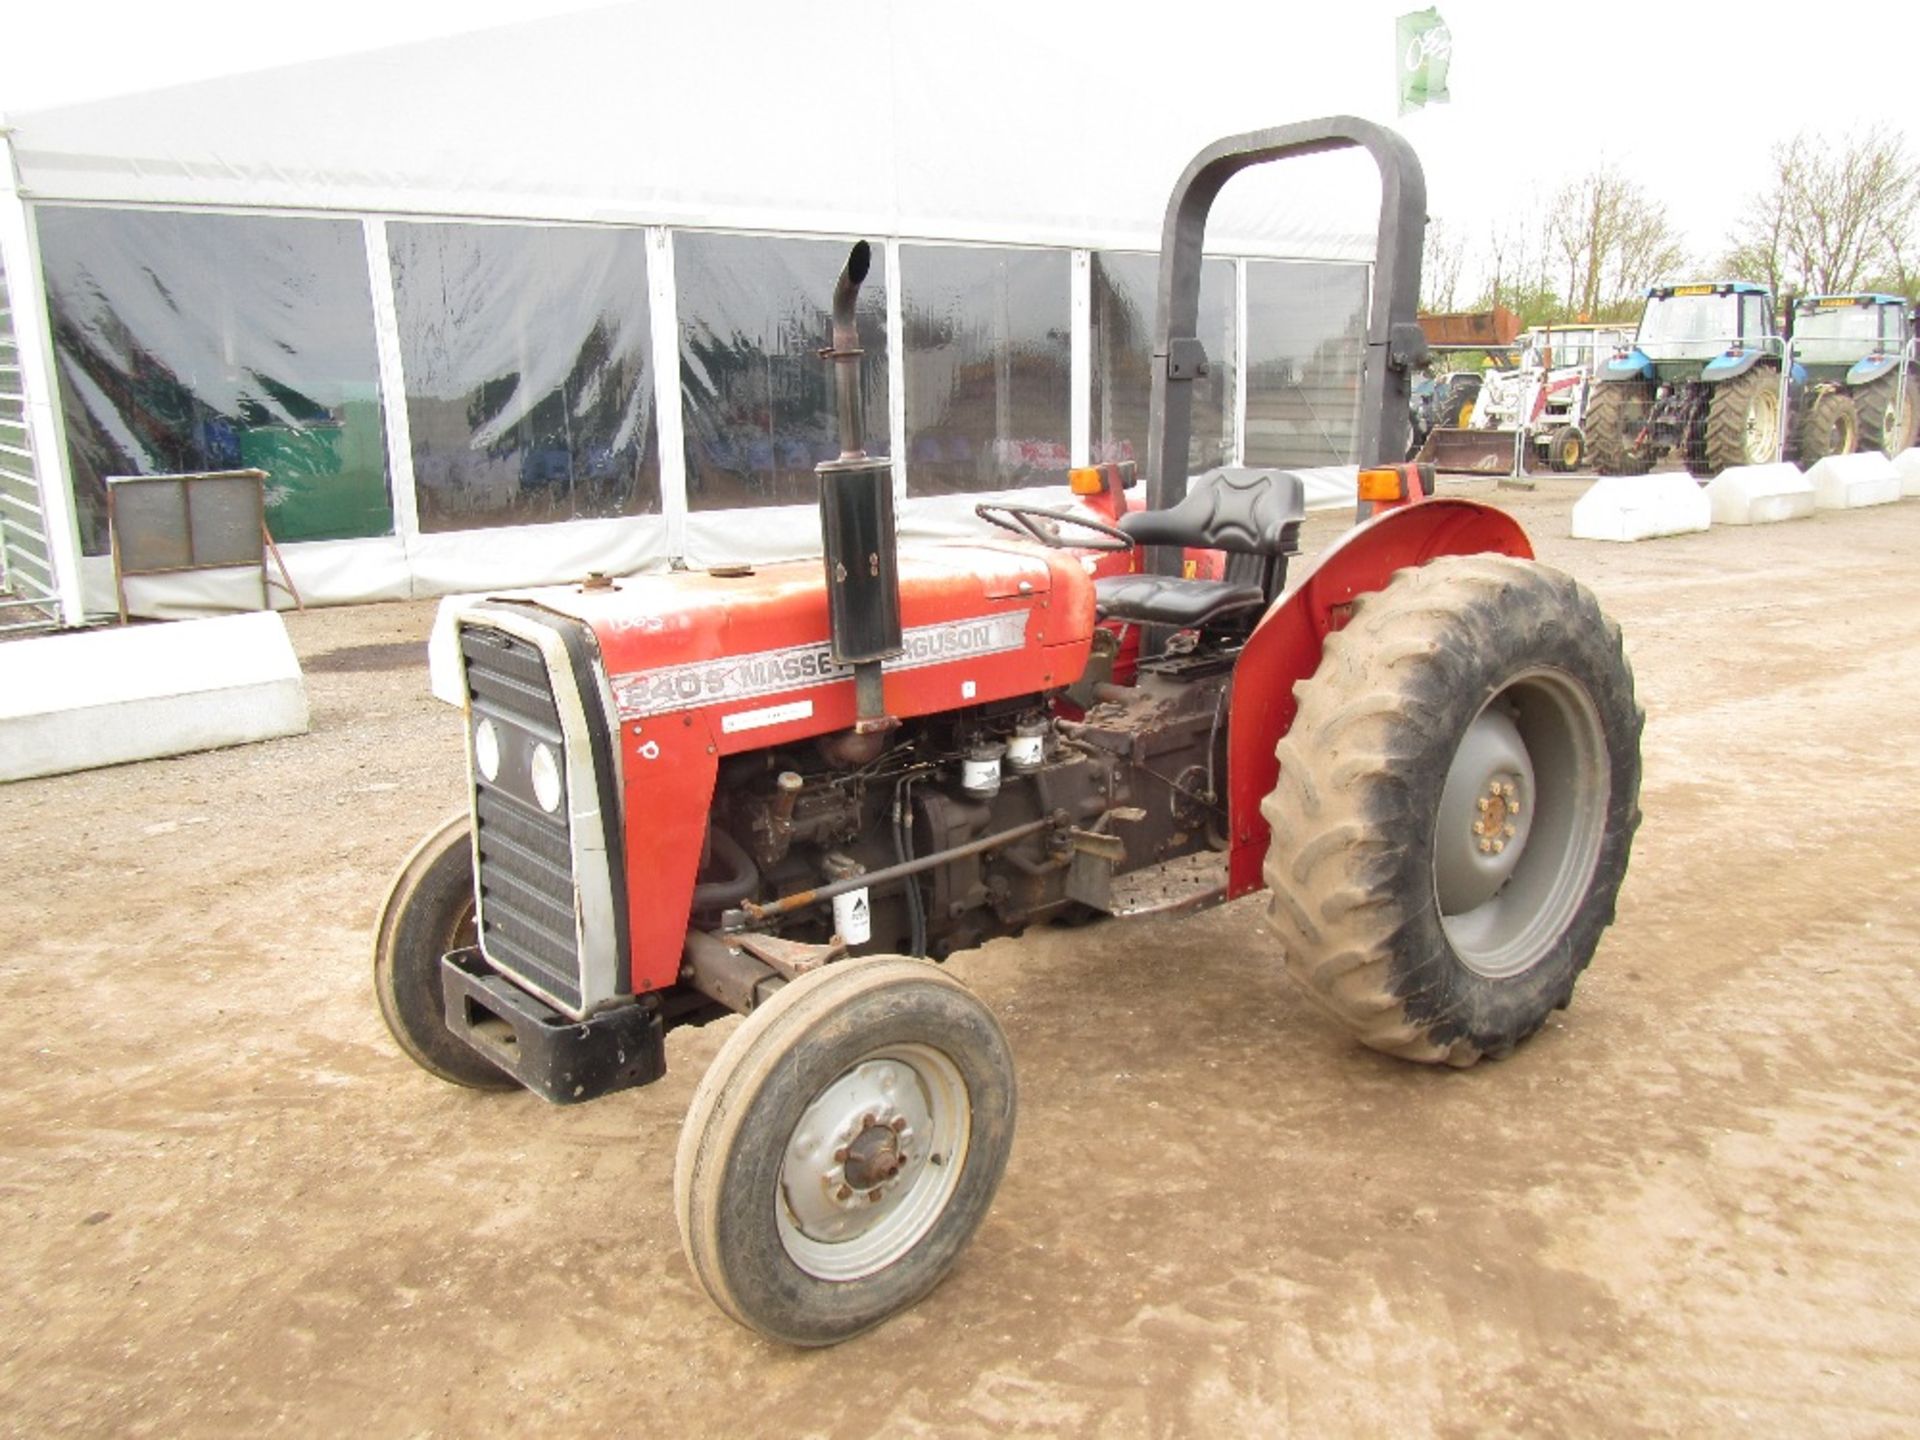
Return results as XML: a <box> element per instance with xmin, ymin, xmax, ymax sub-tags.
<box><xmin>375</xmin><ymin>117</ymin><xmax>1643</xmax><ymax>1347</ymax></box>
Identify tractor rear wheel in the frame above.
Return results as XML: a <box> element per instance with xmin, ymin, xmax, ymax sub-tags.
<box><xmin>1262</xmin><ymin>555</ymin><xmax>1642</xmax><ymax>1066</ymax></box>
<box><xmin>1854</xmin><ymin>373</ymin><xmax>1920</xmax><ymax>457</ymax></box>
<box><xmin>1585</xmin><ymin>382</ymin><xmax>1654</xmax><ymax>475</ymax></box>
<box><xmin>675</xmin><ymin>955</ymin><xmax>1015</xmax><ymax>1346</ymax></box>
<box><xmin>1798</xmin><ymin>390</ymin><xmax>1859</xmax><ymax>465</ymax></box>
<box><xmin>1702</xmin><ymin>365</ymin><xmax>1781</xmax><ymax>475</ymax></box>
<box><xmin>373</xmin><ymin>815</ymin><xmax>517</xmax><ymax>1090</ymax></box>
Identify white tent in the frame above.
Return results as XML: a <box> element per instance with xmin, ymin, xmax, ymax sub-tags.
<box><xmin>0</xmin><ymin>0</ymin><xmax>1415</xmax><ymax>620</ymax></box>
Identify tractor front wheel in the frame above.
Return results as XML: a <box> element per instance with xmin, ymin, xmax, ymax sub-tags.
<box><xmin>1547</xmin><ymin>425</ymin><xmax>1584</xmax><ymax>473</ymax></box>
<box><xmin>675</xmin><ymin>956</ymin><xmax>1016</xmax><ymax>1346</ymax></box>
<box><xmin>1585</xmin><ymin>383</ymin><xmax>1654</xmax><ymax>475</ymax></box>
<box><xmin>1854</xmin><ymin>373</ymin><xmax>1920</xmax><ymax>457</ymax></box>
<box><xmin>1703</xmin><ymin>365</ymin><xmax>1781</xmax><ymax>475</ymax></box>
<box><xmin>1262</xmin><ymin>556</ymin><xmax>1643</xmax><ymax>1066</ymax></box>
<box><xmin>1798</xmin><ymin>390</ymin><xmax>1859</xmax><ymax>465</ymax></box>
<box><xmin>373</xmin><ymin>815</ymin><xmax>517</xmax><ymax>1090</ymax></box>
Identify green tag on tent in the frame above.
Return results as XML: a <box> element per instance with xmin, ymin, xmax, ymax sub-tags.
<box><xmin>1396</xmin><ymin>8</ymin><xmax>1453</xmax><ymax>115</ymax></box>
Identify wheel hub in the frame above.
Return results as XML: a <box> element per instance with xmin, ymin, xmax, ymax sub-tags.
<box><xmin>775</xmin><ymin>1044</ymin><xmax>969</xmax><ymax>1281</ymax></box>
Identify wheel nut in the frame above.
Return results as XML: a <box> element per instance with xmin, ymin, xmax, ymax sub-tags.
<box><xmin>890</xmin><ymin>1117</ymin><xmax>907</xmax><ymax>1132</ymax></box>
<box><xmin>868</xmin><ymin>1189</ymin><xmax>884</xmax><ymax>1203</ymax></box>
<box><xmin>1479</xmin><ymin>839</ymin><xmax>1494</xmax><ymax>853</ymax></box>
<box><xmin>836</xmin><ymin>1184</ymin><xmax>852</xmax><ymax>1201</ymax></box>
<box><xmin>1503</xmin><ymin>823</ymin><xmax>1516</xmax><ymax>838</ymax></box>
<box><xmin>833</xmin><ymin>1147</ymin><xmax>848</xmax><ymax>1163</ymax></box>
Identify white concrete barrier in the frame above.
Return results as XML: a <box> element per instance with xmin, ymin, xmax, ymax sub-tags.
<box><xmin>1891</xmin><ymin>447</ymin><xmax>1920</xmax><ymax>498</ymax></box>
<box><xmin>1806</xmin><ymin>451</ymin><xmax>1902</xmax><ymax>510</ymax></box>
<box><xmin>1570</xmin><ymin>474</ymin><xmax>1712</xmax><ymax>542</ymax></box>
<box><xmin>1704</xmin><ymin>463</ymin><xmax>1817</xmax><ymax>526</ymax></box>
<box><xmin>0</xmin><ymin>612</ymin><xmax>308</xmax><ymax>783</ymax></box>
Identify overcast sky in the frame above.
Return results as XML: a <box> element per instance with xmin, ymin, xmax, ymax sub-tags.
<box><xmin>6</xmin><ymin>0</ymin><xmax>1918</xmax><ymax>286</ymax></box>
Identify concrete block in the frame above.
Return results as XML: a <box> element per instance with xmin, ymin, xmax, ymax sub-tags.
<box><xmin>1806</xmin><ymin>451</ymin><xmax>1901</xmax><ymax>510</ymax></box>
<box><xmin>1890</xmin><ymin>447</ymin><xmax>1920</xmax><ymax>497</ymax></box>
<box><xmin>1570</xmin><ymin>474</ymin><xmax>1711</xmax><ymax>542</ymax></box>
<box><xmin>0</xmin><ymin>611</ymin><xmax>309</xmax><ymax>782</ymax></box>
<box><xmin>1704</xmin><ymin>463</ymin><xmax>1816</xmax><ymax>526</ymax></box>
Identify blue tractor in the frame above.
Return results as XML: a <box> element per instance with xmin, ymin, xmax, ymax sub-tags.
<box><xmin>1586</xmin><ymin>282</ymin><xmax>1787</xmax><ymax>477</ymax></box>
<box><xmin>1786</xmin><ymin>293</ymin><xmax>1919</xmax><ymax>459</ymax></box>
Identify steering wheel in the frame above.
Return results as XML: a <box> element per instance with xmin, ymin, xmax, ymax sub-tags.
<box><xmin>974</xmin><ymin>503</ymin><xmax>1135</xmax><ymax>553</ymax></box>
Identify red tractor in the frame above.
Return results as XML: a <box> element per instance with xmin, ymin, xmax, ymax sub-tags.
<box><xmin>375</xmin><ymin>118</ymin><xmax>1642</xmax><ymax>1347</ymax></box>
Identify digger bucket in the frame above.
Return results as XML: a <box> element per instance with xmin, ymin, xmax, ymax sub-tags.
<box><xmin>1416</xmin><ymin>426</ymin><xmax>1524</xmax><ymax>475</ymax></box>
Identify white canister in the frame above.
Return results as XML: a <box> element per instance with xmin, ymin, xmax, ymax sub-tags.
<box><xmin>832</xmin><ymin>886</ymin><xmax>873</xmax><ymax>945</ymax></box>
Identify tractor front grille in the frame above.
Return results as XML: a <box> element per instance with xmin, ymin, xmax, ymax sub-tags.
<box><xmin>462</xmin><ymin>625</ymin><xmax>585</xmax><ymax>1015</ymax></box>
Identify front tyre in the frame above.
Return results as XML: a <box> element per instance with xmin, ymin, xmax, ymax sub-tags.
<box><xmin>675</xmin><ymin>956</ymin><xmax>1016</xmax><ymax>1347</ymax></box>
<box><xmin>1703</xmin><ymin>364</ymin><xmax>1781</xmax><ymax>475</ymax></box>
<box><xmin>1854</xmin><ymin>373</ymin><xmax>1920</xmax><ymax>457</ymax></box>
<box><xmin>373</xmin><ymin>815</ymin><xmax>516</xmax><ymax>1090</ymax></box>
<box><xmin>1585</xmin><ymin>382</ymin><xmax>1654</xmax><ymax>475</ymax></box>
<box><xmin>1262</xmin><ymin>556</ymin><xmax>1642</xmax><ymax>1067</ymax></box>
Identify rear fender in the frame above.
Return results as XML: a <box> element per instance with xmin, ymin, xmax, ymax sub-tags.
<box><xmin>1701</xmin><ymin>351</ymin><xmax>1768</xmax><ymax>383</ymax></box>
<box><xmin>1224</xmin><ymin>498</ymin><xmax>1533</xmax><ymax>897</ymax></box>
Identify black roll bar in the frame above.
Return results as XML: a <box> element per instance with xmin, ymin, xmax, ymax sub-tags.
<box><xmin>1144</xmin><ymin>115</ymin><xmax>1430</xmax><ymax>547</ymax></box>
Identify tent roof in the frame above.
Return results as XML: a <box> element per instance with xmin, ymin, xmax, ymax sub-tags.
<box><xmin>3</xmin><ymin>1</ymin><xmax>1410</xmax><ymax>261</ymax></box>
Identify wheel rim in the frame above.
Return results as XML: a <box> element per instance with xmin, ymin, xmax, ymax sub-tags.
<box><xmin>1432</xmin><ymin>668</ymin><xmax>1610</xmax><ymax>980</ymax></box>
<box><xmin>776</xmin><ymin>1043</ymin><xmax>970</xmax><ymax>1281</ymax></box>
<box><xmin>1743</xmin><ymin>387</ymin><xmax>1780</xmax><ymax>463</ymax></box>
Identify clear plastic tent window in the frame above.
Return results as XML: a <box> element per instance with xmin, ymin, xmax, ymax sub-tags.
<box><xmin>35</xmin><ymin>207</ymin><xmax>391</xmax><ymax>555</ymax></box>
<box><xmin>675</xmin><ymin>233</ymin><xmax>888</xmax><ymax>512</ymax></box>
<box><xmin>389</xmin><ymin>222</ymin><xmax>661</xmax><ymax>533</ymax></box>
<box><xmin>1090</xmin><ymin>252</ymin><xmax>1237</xmax><ymax>474</ymax></box>
<box><xmin>901</xmin><ymin>245</ymin><xmax>1071</xmax><ymax>497</ymax></box>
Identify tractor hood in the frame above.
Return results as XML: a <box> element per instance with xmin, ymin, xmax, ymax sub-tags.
<box><xmin>492</xmin><ymin>539</ymin><xmax>1098</xmax><ymax>727</ymax></box>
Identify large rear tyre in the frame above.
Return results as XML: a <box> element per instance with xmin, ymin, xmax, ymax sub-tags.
<box><xmin>1798</xmin><ymin>389</ymin><xmax>1859</xmax><ymax>465</ymax></box>
<box><xmin>373</xmin><ymin>814</ymin><xmax>517</xmax><ymax>1090</ymax></box>
<box><xmin>1262</xmin><ymin>556</ymin><xmax>1643</xmax><ymax>1067</ymax></box>
<box><xmin>1854</xmin><ymin>373</ymin><xmax>1920</xmax><ymax>457</ymax></box>
<box><xmin>675</xmin><ymin>956</ymin><xmax>1016</xmax><ymax>1347</ymax></box>
<box><xmin>1585</xmin><ymin>382</ymin><xmax>1654</xmax><ymax>475</ymax></box>
<box><xmin>1703</xmin><ymin>365</ymin><xmax>1781</xmax><ymax>476</ymax></box>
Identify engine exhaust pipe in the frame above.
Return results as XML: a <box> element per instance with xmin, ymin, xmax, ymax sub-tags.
<box><xmin>817</xmin><ymin>239</ymin><xmax>903</xmax><ymax>731</ymax></box>
<box><xmin>828</xmin><ymin>240</ymin><xmax>871</xmax><ymax>460</ymax></box>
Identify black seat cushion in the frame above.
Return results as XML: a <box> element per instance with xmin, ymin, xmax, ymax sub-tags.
<box><xmin>1093</xmin><ymin>574</ymin><xmax>1266</xmax><ymax>629</ymax></box>
<box><xmin>1120</xmin><ymin>466</ymin><xmax>1306</xmax><ymax>555</ymax></box>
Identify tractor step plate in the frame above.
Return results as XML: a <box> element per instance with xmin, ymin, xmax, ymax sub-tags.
<box><xmin>1107</xmin><ymin>850</ymin><xmax>1228</xmax><ymax>918</ymax></box>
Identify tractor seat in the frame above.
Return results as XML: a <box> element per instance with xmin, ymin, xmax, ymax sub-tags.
<box><xmin>1094</xmin><ymin>467</ymin><xmax>1306</xmax><ymax>630</ymax></box>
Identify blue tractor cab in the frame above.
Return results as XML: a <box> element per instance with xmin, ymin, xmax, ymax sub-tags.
<box><xmin>1786</xmin><ymin>293</ymin><xmax>1919</xmax><ymax>456</ymax></box>
<box><xmin>1588</xmin><ymin>282</ymin><xmax>1793</xmax><ymax>476</ymax></box>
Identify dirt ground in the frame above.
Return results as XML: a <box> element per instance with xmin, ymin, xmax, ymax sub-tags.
<box><xmin>4</xmin><ymin>479</ymin><xmax>1920</xmax><ymax>1437</ymax></box>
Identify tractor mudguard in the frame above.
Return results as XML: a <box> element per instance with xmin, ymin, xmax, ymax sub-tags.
<box><xmin>1601</xmin><ymin>353</ymin><xmax>1655</xmax><ymax>383</ymax></box>
<box><xmin>1223</xmin><ymin>498</ymin><xmax>1532</xmax><ymax>898</ymax></box>
<box><xmin>1701</xmin><ymin>351</ymin><xmax>1768</xmax><ymax>383</ymax></box>
<box><xmin>1846</xmin><ymin>353</ymin><xmax>1901</xmax><ymax>387</ymax></box>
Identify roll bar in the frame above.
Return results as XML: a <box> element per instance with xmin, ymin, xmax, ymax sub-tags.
<box><xmin>1144</xmin><ymin>116</ymin><xmax>1430</xmax><ymax>537</ymax></box>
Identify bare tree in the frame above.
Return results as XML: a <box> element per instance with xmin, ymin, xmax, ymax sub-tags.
<box><xmin>1726</xmin><ymin>127</ymin><xmax>1920</xmax><ymax>295</ymax></box>
<box><xmin>1549</xmin><ymin>166</ymin><xmax>1687</xmax><ymax>319</ymax></box>
<box><xmin>1422</xmin><ymin>217</ymin><xmax>1466</xmax><ymax>312</ymax></box>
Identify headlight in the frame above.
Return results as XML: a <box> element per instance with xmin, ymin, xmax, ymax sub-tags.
<box><xmin>530</xmin><ymin>741</ymin><xmax>564</xmax><ymax>813</ymax></box>
<box><xmin>473</xmin><ymin>717</ymin><xmax>501</xmax><ymax>782</ymax></box>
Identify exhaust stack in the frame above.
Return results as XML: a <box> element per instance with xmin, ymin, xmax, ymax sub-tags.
<box><xmin>816</xmin><ymin>240</ymin><xmax>903</xmax><ymax>730</ymax></box>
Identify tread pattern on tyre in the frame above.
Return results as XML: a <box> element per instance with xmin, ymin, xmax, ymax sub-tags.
<box><xmin>1703</xmin><ymin>365</ymin><xmax>1779</xmax><ymax>476</ymax></box>
<box><xmin>1799</xmin><ymin>390</ymin><xmax>1858</xmax><ymax>464</ymax></box>
<box><xmin>1853</xmin><ymin>373</ymin><xmax>1920</xmax><ymax>456</ymax></box>
<box><xmin>1586</xmin><ymin>382</ymin><xmax>1653</xmax><ymax>475</ymax></box>
<box><xmin>1260</xmin><ymin>555</ymin><xmax>1643</xmax><ymax>1068</ymax></box>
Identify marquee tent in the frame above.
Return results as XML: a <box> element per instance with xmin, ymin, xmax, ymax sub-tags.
<box><xmin>0</xmin><ymin>0</ymin><xmax>1416</xmax><ymax>622</ymax></box>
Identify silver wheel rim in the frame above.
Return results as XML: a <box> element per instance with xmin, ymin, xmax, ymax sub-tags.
<box><xmin>1743</xmin><ymin>387</ymin><xmax>1780</xmax><ymax>463</ymax></box>
<box><xmin>1433</xmin><ymin>668</ymin><xmax>1609</xmax><ymax>980</ymax></box>
<box><xmin>776</xmin><ymin>1043</ymin><xmax>970</xmax><ymax>1281</ymax></box>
